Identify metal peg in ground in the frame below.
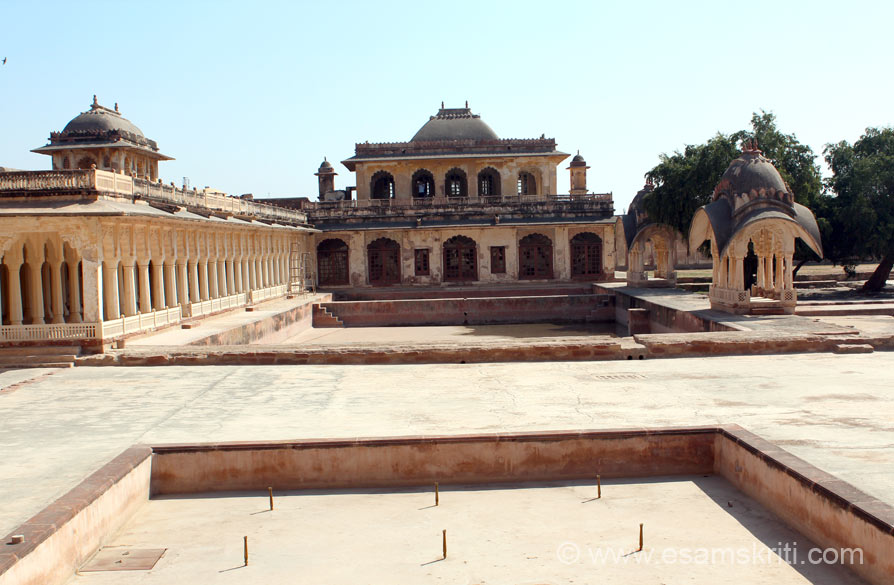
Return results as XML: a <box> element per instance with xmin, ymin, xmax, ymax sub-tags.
<box><xmin>442</xmin><ymin>529</ymin><xmax>447</xmax><ymax>559</ymax></box>
<box><xmin>435</xmin><ymin>482</ymin><xmax>439</xmax><ymax>506</ymax></box>
<box><xmin>244</xmin><ymin>536</ymin><xmax>249</xmax><ymax>566</ymax></box>
<box><xmin>268</xmin><ymin>487</ymin><xmax>274</xmax><ymax>511</ymax></box>
<box><xmin>638</xmin><ymin>523</ymin><xmax>643</xmax><ymax>551</ymax></box>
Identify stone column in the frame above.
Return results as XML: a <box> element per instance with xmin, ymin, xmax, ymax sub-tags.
<box><xmin>81</xmin><ymin>258</ymin><xmax>102</xmax><ymax>323</ymax></box>
<box><xmin>164</xmin><ymin>262</ymin><xmax>177</xmax><ymax>309</ymax></box>
<box><xmin>67</xmin><ymin>257</ymin><xmax>82</xmax><ymax>323</ymax></box>
<box><xmin>28</xmin><ymin>256</ymin><xmax>45</xmax><ymax>325</ymax></box>
<box><xmin>235</xmin><ymin>257</ymin><xmax>244</xmax><ymax>293</ymax></box>
<box><xmin>208</xmin><ymin>260</ymin><xmax>219</xmax><ymax>299</ymax></box>
<box><xmin>102</xmin><ymin>260</ymin><xmax>121</xmax><ymax>320</ymax></box>
<box><xmin>5</xmin><ymin>253</ymin><xmax>23</xmax><ymax>326</ymax></box>
<box><xmin>188</xmin><ymin>261</ymin><xmax>200</xmax><ymax>303</ymax></box>
<box><xmin>784</xmin><ymin>253</ymin><xmax>794</xmax><ymax>289</ymax></box>
<box><xmin>218</xmin><ymin>260</ymin><xmax>227</xmax><ymax>297</ymax></box>
<box><xmin>50</xmin><ymin>259</ymin><xmax>65</xmax><ymax>324</ymax></box>
<box><xmin>177</xmin><ymin>261</ymin><xmax>189</xmax><ymax>306</ymax></box>
<box><xmin>121</xmin><ymin>261</ymin><xmax>137</xmax><ymax>317</ymax></box>
<box><xmin>226</xmin><ymin>259</ymin><xmax>235</xmax><ymax>295</ymax></box>
<box><xmin>151</xmin><ymin>261</ymin><xmax>166</xmax><ymax>311</ymax></box>
<box><xmin>138</xmin><ymin>261</ymin><xmax>152</xmax><ymax>313</ymax></box>
<box><xmin>199</xmin><ymin>261</ymin><xmax>210</xmax><ymax>301</ymax></box>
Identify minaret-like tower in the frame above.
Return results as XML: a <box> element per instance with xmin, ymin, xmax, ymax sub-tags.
<box><xmin>567</xmin><ymin>151</ymin><xmax>589</xmax><ymax>195</ymax></box>
<box><xmin>314</xmin><ymin>158</ymin><xmax>337</xmax><ymax>200</ymax></box>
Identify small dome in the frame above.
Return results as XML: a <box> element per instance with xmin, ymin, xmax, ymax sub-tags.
<box><xmin>570</xmin><ymin>152</ymin><xmax>587</xmax><ymax>166</ymax></box>
<box><xmin>714</xmin><ymin>143</ymin><xmax>790</xmax><ymax>205</ymax></box>
<box><xmin>60</xmin><ymin>97</ymin><xmax>145</xmax><ymax>139</ymax></box>
<box><xmin>319</xmin><ymin>158</ymin><xmax>333</xmax><ymax>170</ymax></box>
<box><xmin>411</xmin><ymin>105</ymin><xmax>499</xmax><ymax>142</ymax></box>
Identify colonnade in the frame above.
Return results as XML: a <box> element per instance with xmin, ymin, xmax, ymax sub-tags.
<box><xmin>0</xmin><ymin>223</ymin><xmax>298</xmax><ymax>326</ymax></box>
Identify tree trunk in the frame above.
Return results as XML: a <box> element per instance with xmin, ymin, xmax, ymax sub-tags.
<box><xmin>861</xmin><ymin>252</ymin><xmax>894</xmax><ymax>293</ymax></box>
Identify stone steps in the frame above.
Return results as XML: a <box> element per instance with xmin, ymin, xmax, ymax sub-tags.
<box><xmin>311</xmin><ymin>305</ymin><xmax>344</xmax><ymax>328</ymax></box>
<box><xmin>0</xmin><ymin>346</ymin><xmax>79</xmax><ymax>368</ymax></box>
<box><xmin>832</xmin><ymin>343</ymin><xmax>875</xmax><ymax>354</ymax></box>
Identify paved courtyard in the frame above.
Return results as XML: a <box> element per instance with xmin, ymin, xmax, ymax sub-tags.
<box><xmin>1</xmin><ymin>353</ymin><xmax>892</xmax><ymax>539</ymax></box>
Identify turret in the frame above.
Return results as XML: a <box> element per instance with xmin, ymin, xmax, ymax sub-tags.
<box><xmin>314</xmin><ymin>158</ymin><xmax>337</xmax><ymax>200</ymax></box>
<box><xmin>567</xmin><ymin>151</ymin><xmax>589</xmax><ymax>195</ymax></box>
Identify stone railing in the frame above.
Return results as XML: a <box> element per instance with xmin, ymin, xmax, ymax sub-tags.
<box><xmin>0</xmin><ymin>322</ymin><xmax>99</xmax><ymax>342</ymax></box>
<box><xmin>709</xmin><ymin>286</ymin><xmax>750</xmax><ymax>305</ymax></box>
<box><xmin>0</xmin><ymin>169</ymin><xmax>308</xmax><ymax>225</ymax></box>
<box><xmin>99</xmin><ymin>307</ymin><xmax>183</xmax><ymax>339</ymax></box>
<box><xmin>306</xmin><ymin>192</ymin><xmax>612</xmax><ymax>210</ymax></box>
<box><xmin>186</xmin><ymin>293</ymin><xmax>248</xmax><ymax>319</ymax></box>
<box><xmin>0</xmin><ymin>170</ymin><xmax>96</xmax><ymax>192</ymax></box>
<box><xmin>249</xmin><ymin>284</ymin><xmax>288</xmax><ymax>304</ymax></box>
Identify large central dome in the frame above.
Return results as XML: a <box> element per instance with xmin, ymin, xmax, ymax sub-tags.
<box><xmin>410</xmin><ymin>104</ymin><xmax>499</xmax><ymax>142</ymax></box>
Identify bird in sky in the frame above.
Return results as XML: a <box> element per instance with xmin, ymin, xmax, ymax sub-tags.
<box><xmin>1</xmin><ymin>58</ymin><xmax>6</xmax><ymax>65</ymax></box>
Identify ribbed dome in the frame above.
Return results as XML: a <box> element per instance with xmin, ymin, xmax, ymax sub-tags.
<box><xmin>411</xmin><ymin>106</ymin><xmax>498</xmax><ymax>142</ymax></box>
<box><xmin>570</xmin><ymin>153</ymin><xmax>587</xmax><ymax>166</ymax></box>
<box><xmin>60</xmin><ymin>97</ymin><xmax>145</xmax><ymax>139</ymax></box>
<box><xmin>714</xmin><ymin>145</ymin><xmax>789</xmax><ymax>204</ymax></box>
<box><xmin>318</xmin><ymin>158</ymin><xmax>333</xmax><ymax>170</ymax></box>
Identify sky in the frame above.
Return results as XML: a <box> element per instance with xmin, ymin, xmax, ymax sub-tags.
<box><xmin>1</xmin><ymin>0</ymin><xmax>892</xmax><ymax>212</ymax></box>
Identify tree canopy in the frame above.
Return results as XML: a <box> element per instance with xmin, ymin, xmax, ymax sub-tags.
<box><xmin>823</xmin><ymin>127</ymin><xmax>894</xmax><ymax>291</ymax></box>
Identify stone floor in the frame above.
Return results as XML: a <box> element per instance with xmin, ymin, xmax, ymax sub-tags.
<box><xmin>65</xmin><ymin>477</ymin><xmax>865</xmax><ymax>584</ymax></box>
<box><xmin>1</xmin><ymin>353</ymin><xmax>892</xmax><ymax>541</ymax></box>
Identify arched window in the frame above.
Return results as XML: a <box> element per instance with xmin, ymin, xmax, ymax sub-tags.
<box><xmin>76</xmin><ymin>157</ymin><xmax>96</xmax><ymax>170</ymax></box>
<box><xmin>570</xmin><ymin>232</ymin><xmax>603</xmax><ymax>278</ymax></box>
<box><xmin>519</xmin><ymin>233</ymin><xmax>553</xmax><ymax>279</ymax></box>
<box><xmin>370</xmin><ymin>171</ymin><xmax>395</xmax><ymax>199</ymax></box>
<box><xmin>478</xmin><ymin>167</ymin><xmax>501</xmax><ymax>197</ymax></box>
<box><xmin>367</xmin><ymin>238</ymin><xmax>401</xmax><ymax>286</ymax></box>
<box><xmin>317</xmin><ymin>239</ymin><xmax>349</xmax><ymax>286</ymax></box>
<box><xmin>517</xmin><ymin>171</ymin><xmax>537</xmax><ymax>196</ymax></box>
<box><xmin>443</xmin><ymin>235</ymin><xmax>478</xmax><ymax>281</ymax></box>
<box><xmin>412</xmin><ymin>169</ymin><xmax>434</xmax><ymax>198</ymax></box>
<box><xmin>445</xmin><ymin>168</ymin><xmax>467</xmax><ymax>198</ymax></box>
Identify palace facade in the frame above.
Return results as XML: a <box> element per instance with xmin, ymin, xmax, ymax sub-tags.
<box><xmin>266</xmin><ymin>104</ymin><xmax>620</xmax><ymax>288</ymax></box>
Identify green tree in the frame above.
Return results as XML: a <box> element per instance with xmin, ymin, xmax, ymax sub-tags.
<box><xmin>824</xmin><ymin>127</ymin><xmax>894</xmax><ymax>292</ymax></box>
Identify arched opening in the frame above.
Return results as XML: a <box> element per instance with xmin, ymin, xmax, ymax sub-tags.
<box><xmin>102</xmin><ymin>156</ymin><xmax>111</xmax><ymax>169</ymax></box>
<box><xmin>76</xmin><ymin>156</ymin><xmax>96</xmax><ymax>170</ymax></box>
<box><xmin>744</xmin><ymin>241</ymin><xmax>758</xmax><ymax>291</ymax></box>
<box><xmin>570</xmin><ymin>232</ymin><xmax>603</xmax><ymax>278</ymax></box>
<box><xmin>517</xmin><ymin>171</ymin><xmax>537</xmax><ymax>196</ymax></box>
<box><xmin>20</xmin><ymin>262</ymin><xmax>33</xmax><ymax>324</ymax></box>
<box><xmin>412</xmin><ymin>169</ymin><xmax>434</xmax><ymax>198</ymax></box>
<box><xmin>124</xmin><ymin>156</ymin><xmax>132</xmax><ymax>175</ymax></box>
<box><xmin>478</xmin><ymin>167</ymin><xmax>501</xmax><ymax>197</ymax></box>
<box><xmin>445</xmin><ymin>168</ymin><xmax>468</xmax><ymax>198</ymax></box>
<box><xmin>443</xmin><ymin>235</ymin><xmax>478</xmax><ymax>282</ymax></box>
<box><xmin>519</xmin><ymin>233</ymin><xmax>553</xmax><ymax>279</ymax></box>
<box><xmin>317</xmin><ymin>239</ymin><xmax>349</xmax><ymax>286</ymax></box>
<box><xmin>367</xmin><ymin>238</ymin><xmax>401</xmax><ymax>286</ymax></box>
<box><xmin>370</xmin><ymin>171</ymin><xmax>395</xmax><ymax>199</ymax></box>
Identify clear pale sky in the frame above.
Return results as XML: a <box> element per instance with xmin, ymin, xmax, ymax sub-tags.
<box><xmin>1</xmin><ymin>0</ymin><xmax>891</xmax><ymax>211</ymax></box>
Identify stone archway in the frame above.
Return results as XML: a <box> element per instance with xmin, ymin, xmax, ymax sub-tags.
<box><xmin>570</xmin><ymin>232</ymin><xmax>603</xmax><ymax>279</ymax></box>
<box><xmin>518</xmin><ymin>233</ymin><xmax>553</xmax><ymax>279</ymax></box>
<box><xmin>443</xmin><ymin>235</ymin><xmax>478</xmax><ymax>282</ymax></box>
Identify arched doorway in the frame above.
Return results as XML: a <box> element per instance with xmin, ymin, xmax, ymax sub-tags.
<box><xmin>570</xmin><ymin>232</ymin><xmax>603</xmax><ymax>278</ymax></box>
<box><xmin>367</xmin><ymin>238</ymin><xmax>401</xmax><ymax>286</ymax></box>
<box><xmin>519</xmin><ymin>233</ymin><xmax>553</xmax><ymax>279</ymax></box>
<box><xmin>517</xmin><ymin>171</ymin><xmax>537</xmax><ymax>196</ymax></box>
<box><xmin>317</xmin><ymin>239</ymin><xmax>349</xmax><ymax>286</ymax></box>
<box><xmin>443</xmin><ymin>235</ymin><xmax>478</xmax><ymax>281</ymax></box>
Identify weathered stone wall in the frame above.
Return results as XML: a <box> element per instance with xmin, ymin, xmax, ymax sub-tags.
<box><xmin>317</xmin><ymin>294</ymin><xmax>614</xmax><ymax>327</ymax></box>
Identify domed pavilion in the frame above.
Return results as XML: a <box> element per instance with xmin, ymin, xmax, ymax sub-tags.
<box><xmin>689</xmin><ymin>140</ymin><xmax>822</xmax><ymax>314</ymax></box>
<box><xmin>32</xmin><ymin>96</ymin><xmax>172</xmax><ymax>181</ymax></box>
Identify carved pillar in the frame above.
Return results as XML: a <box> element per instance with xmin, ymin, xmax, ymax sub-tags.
<box><xmin>102</xmin><ymin>260</ymin><xmax>120</xmax><ymax>320</ymax></box>
<box><xmin>5</xmin><ymin>252</ymin><xmax>23</xmax><ymax>326</ymax></box>
<box><xmin>28</xmin><ymin>253</ymin><xmax>45</xmax><ymax>325</ymax></box>
<box><xmin>208</xmin><ymin>259</ymin><xmax>219</xmax><ymax>299</ymax></box>
<box><xmin>66</xmin><ymin>254</ymin><xmax>82</xmax><ymax>323</ymax></box>
<box><xmin>234</xmin><ymin>257</ymin><xmax>243</xmax><ymax>294</ymax></box>
<box><xmin>177</xmin><ymin>261</ymin><xmax>189</xmax><ymax>306</ymax></box>
<box><xmin>218</xmin><ymin>259</ymin><xmax>227</xmax><ymax>297</ymax></box>
<box><xmin>152</xmin><ymin>261</ymin><xmax>165</xmax><ymax>311</ymax></box>
<box><xmin>81</xmin><ymin>257</ymin><xmax>102</xmax><ymax>323</ymax></box>
<box><xmin>50</xmin><ymin>259</ymin><xmax>65</xmax><ymax>324</ymax></box>
<box><xmin>774</xmin><ymin>253</ymin><xmax>784</xmax><ymax>293</ymax></box>
<box><xmin>198</xmin><ymin>261</ymin><xmax>209</xmax><ymax>301</ymax></box>
<box><xmin>138</xmin><ymin>260</ymin><xmax>152</xmax><ymax>313</ymax></box>
<box><xmin>121</xmin><ymin>261</ymin><xmax>138</xmax><ymax>317</ymax></box>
